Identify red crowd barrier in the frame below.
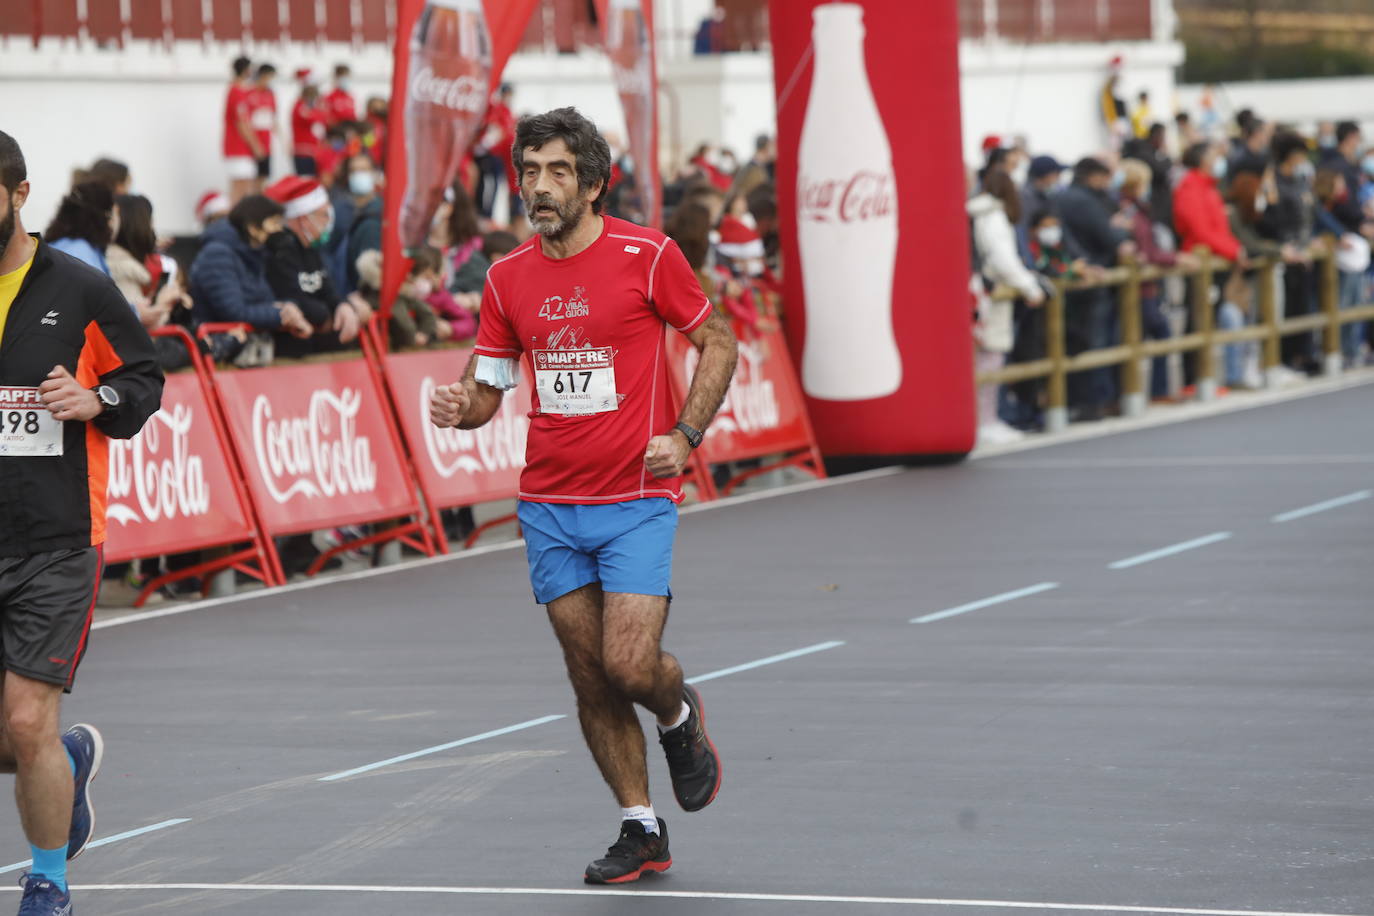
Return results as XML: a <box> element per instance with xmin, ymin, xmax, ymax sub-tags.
<box><xmin>103</xmin><ymin>315</ymin><xmax>824</xmax><ymax>599</ymax></box>
<box><xmin>209</xmin><ymin>350</ymin><xmax>436</xmax><ymax>576</ymax></box>
<box><xmin>665</xmin><ymin>320</ymin><xmax>826</xmax><ymax>498</ymax></box>
<box><xmin>366</xmin><ymin>332</ymin><xmax>533</xmax><ymax>551</ymax></box>
<box><xmin>104</xmin><ymin>327</ymin><xmax>279</xmax><ymax>606</ymax></box>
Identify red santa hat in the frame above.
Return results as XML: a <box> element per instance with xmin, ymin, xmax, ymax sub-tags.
<box><xmin>264</xmin><ymin>175</ymin><xmax>329</xmax><ymax>219</ymax></box>
<box><xmin>295</xmin><ymin>67</ymin><xmax>320</xmax><ymax>86</ymax></box>
<box><xmin>981</xmin><ymin>134</ymin><xmax>1004</xmax><ymax>153</ymax></box>
<box><xmin>715</xmin><ymin>215</ymin><xmax>765</xmax><ymax>262</ymax></box>
<box><xmin>194</xmin><ymin>190</ymin><xmax>230</xmax><ymax>224</ymax></box>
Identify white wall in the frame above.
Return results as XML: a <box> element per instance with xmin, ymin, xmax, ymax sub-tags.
<box><xmin>0</xmin><ymin>29</ymin><xmax>1189</xmax><ymax>237</ymax></box>
<box><xmin>1176</xmin><ymin>77</ymin><xmax>1374</xmax><ymax>137</ymax></box>
<box><xmin>0</xmin><ymin>39</ymin><xmax>394</xmax><ymax>236</ymax></box>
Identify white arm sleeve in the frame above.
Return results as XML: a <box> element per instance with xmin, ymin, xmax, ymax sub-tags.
<box><xmin>474</xmin><ymin>355</ymin><xmax>519</xmax><ymax>390</ymax></box>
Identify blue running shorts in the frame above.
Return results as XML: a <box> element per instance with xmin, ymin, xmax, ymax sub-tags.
<box><xmin>516</xmin><ymin>498</ymin><xmax>678</xmax><ymax>604</ymax></box>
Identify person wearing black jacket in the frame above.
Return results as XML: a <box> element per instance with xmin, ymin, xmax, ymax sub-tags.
<box><xmin>262</xmin><ymin>175</ymin><xmax>369</xmax><ymax>357</ymax></box>
<box><xmin>0</xmin><ymin>130</ymin><xmax>163</xmax><ymax>915</ymax></box>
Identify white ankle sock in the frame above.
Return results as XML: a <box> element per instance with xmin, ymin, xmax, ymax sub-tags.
<box><xmin>622</xmin><ymin>804</ymin><xmax>658</xmax><ymax>834</ymax></box>
<box><xmin>657</xmin><ymin>701</ymin><xmax>690</xmax><ymax>733</ymax></box>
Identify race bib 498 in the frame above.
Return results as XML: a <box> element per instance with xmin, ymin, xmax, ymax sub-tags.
<box><xmin>0</xmin><ymin>387</ymin><xmax>62</xmax><ymax>457</ymax></box>
<box><xmin>532</xmin><ymin>348</ymin><xmax>618</xmax><ymax>416</ymax></box>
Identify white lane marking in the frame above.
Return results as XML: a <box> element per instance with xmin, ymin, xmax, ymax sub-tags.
<box><xmin>911</xmin><ymin>583</ymin><xmax>1060</xmax><ymax>624</ymax></box>
<box><xmin>981</xmin><ymin>455</ymin><xmax>1374</xmax><ymax>469</ymax></box>
<box><xmin>0</xmin><ymin>819</ymin><xmax>190</xmax><ymax>874</ymax></box>
<box><xmin>4</xmin><ymin>884</ymin><xmax>1366</xmax><ymax>916</ymax></box>
<box><xmin>319</xmin><ymin>715</ymin><xmax>566</xmax><ymax>782</ymax></box>
<box><xmin>1271</xmin><ymin>489</ymin><xmax>1372</xmax><ymax>523</ymax></box>
<box><xmin>685</xmin><ymin>641</ymin><xmax>845</xmax><ymax>684</ymax></box>
<box><xmin>319</xmin><ymin>641</ymin><xmax>845</xmax><ymax>781</ymax></box>
<box><xmin>1108</xmin><ymin>532</ymin><xmax>1233</xmax><ymax>570</ymax></box>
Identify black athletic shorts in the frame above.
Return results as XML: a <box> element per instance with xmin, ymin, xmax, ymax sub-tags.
<box><xmin>256</xmin><ymin>156</ymin><xmax>271</xmax><ymax>179</ymax></box>
<box><xmin>0</xmin><ymin>546</ymin><xmax>102</xmax><ymax>693</ymax></box>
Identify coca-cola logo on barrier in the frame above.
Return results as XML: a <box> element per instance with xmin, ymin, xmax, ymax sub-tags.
<box><xmin>798</xmin><ymin>171</ymin><xmax>896</xmax><ymax>223</ymax></box>
<box><xmin>107</xmin><ymin>404</ymin><xmax>210</xmax><ymax>525</ymax></box>
<box><xmin>419</xmin><ymin>376</ymin><xmax>528</xmax><ymax>478</ymax></box>
<box><xmin>684</xmin><ymin>339</ymin><xmax>779</xmax><ymax>437</ymax></box>
<box><xmin>409</xmin><ymin>66</ymin><xmax>486</xmax><ymax>113</ymax></box>
<box><xmin>251</xmin><ymin>389</ymin><xmax>378</xmax><ymax>504</ymax></box>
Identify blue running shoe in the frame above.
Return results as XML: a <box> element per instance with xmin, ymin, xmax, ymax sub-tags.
<box><xmin>16</xmin><ymin>873</ymin><xmax>72</xmax><ymax>916</ymax></box>
<box><xmin>60</xmin><ymin>724</ymin><xmax>103</xmax><ymax>861</ymax></box>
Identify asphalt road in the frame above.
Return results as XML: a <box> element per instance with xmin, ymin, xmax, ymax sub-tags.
<box><xmin>3</xmin><ymin>384</ymin><xmax>1371</xmax><ymax>916</ymax></box>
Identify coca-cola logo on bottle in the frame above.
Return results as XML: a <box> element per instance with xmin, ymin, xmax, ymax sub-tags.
<box><xmin>107</xmin><ymin>404</ymin><xmax>210</xmax><ymax>525</ymax></box>
<box><xmin>419</xmin><ymin>377</ymin><xmax>528</xmax><ymax>479</ymax></box>
<box><xmin>409</xmin><ymin>66</ymin><xmax>486</xmax><ymax>113</ymax></box>
<box><xmin>683</xmin><ymin>339</ymin><xmax>779</xmax><ymax>437</ymax></box>
<box><xmin>251</xmin><ymin>389</ymin><xmax>377</xmax><ymax>504</ymax></box>
<box><xmin>798</xmin><ymin>171</ymin><xmax>896</xmax><ymax>224</ymax></box>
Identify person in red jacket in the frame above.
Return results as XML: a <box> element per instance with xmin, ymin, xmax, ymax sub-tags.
<box><xmin>324</xmin><ymin>64</ymin><xmax>358</xmax><ymax>126</ymax></box>
<box><xmin>290</xmin><ymin>71</ymin><xmax>330</xmax><ymax>177</ymax></box>
<box><xmin>1173</xmin><ymin>142</ymin><xmax>1245</xmax><ymax>265</ymax></box>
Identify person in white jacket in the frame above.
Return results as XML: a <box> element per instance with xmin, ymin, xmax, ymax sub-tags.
<box><xmin>968</xmin><ymin>169</ymin><xmax>1045</xmax><ymax>445</ymax></box>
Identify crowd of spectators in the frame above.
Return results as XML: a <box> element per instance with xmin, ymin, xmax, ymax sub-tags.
<box><xmin>969</xmin><ymin>107</ymin><xmax>1374</xmax><ymax>446</ymax></box>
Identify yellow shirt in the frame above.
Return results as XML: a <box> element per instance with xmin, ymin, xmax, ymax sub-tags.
<box><xmin>0</xmin><ymin>243</ymin><xmax>37</xmax><ymax>349</ymax></box>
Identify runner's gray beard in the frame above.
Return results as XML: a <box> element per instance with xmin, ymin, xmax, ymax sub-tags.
<box><xmin>526</xmin><ymin>193</ymin><xmax>589</xmax><ymax>242</ymax></box>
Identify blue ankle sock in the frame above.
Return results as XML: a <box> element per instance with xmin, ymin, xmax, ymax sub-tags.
<box><xmin>66</xmin><ymin>748</ymin><xmax>76</xmax><ymax>776</ymax></box>
<box><xmin>29</xmin><ymin>843</ymin><xmax>68</xmax><ymax>892</ymax></box>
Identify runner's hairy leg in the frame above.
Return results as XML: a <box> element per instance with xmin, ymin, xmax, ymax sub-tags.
<box><xmin>548</xmin><ymin>585</ymin><xmax>676</xmax><ymax>808</ymax></box>
<box><xmin>4</xmin><ymin>671</ymin><xmax>71</xmax><ymax>847</ymax></box>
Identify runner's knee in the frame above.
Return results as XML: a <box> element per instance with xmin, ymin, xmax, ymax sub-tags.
<box><xmin>1</xmin><ymin>696</ymin><xmax>58</xmax><ymax>755</ymax></box>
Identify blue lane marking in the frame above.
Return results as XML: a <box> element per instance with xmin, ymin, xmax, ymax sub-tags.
<box><xmin>1272</xmin><ymin>489</ymin><xmax>1371</xmax><ymax>523</ymax></box>
<box><xmin>320</xmin><ymin>715</ymin><xmax>568</xmax><ymax>782</ymax></box>
<box><xmin>1108</xmin><ymin>532</ymin><xmax>1233</xmax><ymax>570</ymax></box>
<box><xmin>0</xmin><ymin>818</ymin><xmax>191</xmax><ymax>874</ymax></box>
<box><xmin>911</xmin><ymin>582</ymin><xmax>1061</xmax><ymax>624</ymax></box>
<box><xmin>686</xmin><ymin>641</ymin><xmax>845</xmax><ymax>684</ymax></box>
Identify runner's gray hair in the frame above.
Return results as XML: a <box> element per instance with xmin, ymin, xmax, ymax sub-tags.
<box><xmin>512</xmin><ymin>107</ymin><xmax>612</xmax><ymax>214</ymax></box>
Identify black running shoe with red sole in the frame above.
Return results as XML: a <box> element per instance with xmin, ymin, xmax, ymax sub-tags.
<box><xmin>584</xmin><ymin>818</ymin><xmax>671</xmax><ymax>884</ymax></box>
<box><xmin>659</xmin><ymin>683</ymin><xmax>722</xmax><ymax>812</ymax></box>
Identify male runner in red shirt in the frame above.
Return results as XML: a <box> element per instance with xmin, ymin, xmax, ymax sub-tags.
<box><xmin>223</xmin><ymin>56</ymin><xmax>258</xmax><ymax>203</ymax></box>
<box><xmin>430</xmin><ymin>107</ymin><xmax>737</xmax><ymax>885</ymax></box>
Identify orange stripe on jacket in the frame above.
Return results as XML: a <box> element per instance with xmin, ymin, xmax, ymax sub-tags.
<box><xmin>77</xmin><ymin>321</ymin><xmax>124</xmax><ymax>546</ymax></box>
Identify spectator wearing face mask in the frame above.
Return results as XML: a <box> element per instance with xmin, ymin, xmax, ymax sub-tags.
<box><xmin>338</xmin><ymin>153</ymin><xmax>382</xmax><ymax>295</ymax></box>
<box><xmin>262</xmin><ymin>176</ymin><xmax>371</xmax><ymax>357</ymax></box>
<box><xmin>325</xmin><ymin>64</ymin><xmax>357</xmax><ymax>126</ymax></box>
<box><xmin>1314</xmin><ymin>169</ymin><xmax>1371</xmax><ymax>368</ymax></box>
<box><xmin>385</xmin><ymin>247</ymin><xmax>463</xmax><ymax>350</ymax></box>
<box><xmin>1269</xmin><ymin>132</ymin><xmax>1320</xmax><ymax>374</ymax></box>
<box><xmin>189</xmin><ymin>194</ymin><xmax>311</xmax><ymax>337</ymax></box>
<box><xmin>1173</xmin><ymin>143</ymin><xmax>1244</xmax><ymax>265</ymax></box>
<box><xmin>107</xmin><ymin>195</ymin><xmax>183</xmax><ymax>331</ymax></box>
<box><xmin>968</xmin><ymin>170</ymin><xmax>1046</xmax><ymax>445</ymax></box>
<box><xmin>245</xmin><ymin>63</ymin><xmax>282</xmax><ymax>190</ymax></box>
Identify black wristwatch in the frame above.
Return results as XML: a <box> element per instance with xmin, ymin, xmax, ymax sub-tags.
<box><xmin>92</xmin><ymin>384</ymin><xmax>121</xmax><ymax>416</ymax></box>
<box><xmin>673</xmin><ymin>421</ymin><xmax>704</xmax><ymax>449</ymax></box>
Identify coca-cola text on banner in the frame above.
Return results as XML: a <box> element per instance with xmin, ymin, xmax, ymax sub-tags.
<box><xmin>770</xmin><ymin>0</ymin><xmax>975</xmax><ymax>457</ymax></box>
<box><xmin>381</xmin><ymin>346</ymin><xmax>533</xmax><ymax>507</ymax></box>
<box><xmin>214</xmin><ymin>361</ymin><xmax>423</xmax><ymax>534</ymax></box>
<box><xmin>103</xmin><ymin>372</ymin><xmax>260</xmax><ymax>563</ymax></box>
<box><xmin>381</xmin><ymin>0</ymin><xmax>543</xmax><ymax>329</ymax></box>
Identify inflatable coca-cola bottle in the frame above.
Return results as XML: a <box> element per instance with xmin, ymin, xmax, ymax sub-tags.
<box><xmin>796</xmin><ymin>2</ymin><xmax>901</xmax><ymax>400</ymax></box>
<box><xmin>604</xmin><ymin>0</ymin><xmax>658</xmax><ymax>227</ymax></box>
<box><xmin>400</xmin><ymin>0</ymin><xmax>492</xmax><ymax>253</ymax></box>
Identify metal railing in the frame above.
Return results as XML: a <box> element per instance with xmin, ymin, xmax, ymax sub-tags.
<box><xmin>977</xmin><ymin>243</ymin><xmax>1374</xmax><ymax>432</ymax></box>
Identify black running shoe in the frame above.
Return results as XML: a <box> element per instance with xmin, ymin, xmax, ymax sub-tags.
<box><xmin>658</xmin><ymin>684</ymin><xmax>721</xmax><ymax>812</ymax></box>
<box><xmin>584</xmin><ymin>819</ymin><xmax>671</xmax><ymax>884</ymax></box>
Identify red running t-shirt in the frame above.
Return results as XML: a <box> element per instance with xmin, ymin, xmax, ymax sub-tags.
<box><xmin>475</xmin><ymin>216</ymin><xmax>712</xmax><ymax>505</ymax></box>
<box><xmin>292</xmin><ymin>100</ymin><xmax>328</xmax><ymax>158</ymax></box>
<box><xmin>223</xmin><ymin>83</ymin><xmax>252</xmax><ymax>157</ymax></box>
<box><xmin>246</xmin><ymin>87</ymin><xmax>277</xmax><ymax>156</ymax></box>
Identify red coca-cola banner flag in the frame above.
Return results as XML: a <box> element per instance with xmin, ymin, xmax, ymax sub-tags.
<box><xmin>770</xmin><ymin>0</ymin><xmax>974</xmax><ymax>458</ymax></box>
<box><xmin>103</xmin><ymin>372</ymin><xmax>258</xmax><ymax>563</ymax></box>
<box><xmin>593</xmin><ymin>0</ymin><xmax>661</xmax><ymax>228</ymax></box>
<box><xmin>381</xmin><ymin>346</ymin><xmax>532</xmax><ymax>508</ymax></box>
<box><xmin>213</xmin><ymin>361</ymin><xmax>422</xmax><ymax>535</ymax></box>
<box><xmin>382</xmin><ymin>0</ymin><xmax>542</xmax><ymax>322</ymax></box>
<box><xmin>664</xmin><ymin>322</ymin><xmax>820</xmax><ymax>466</ymax></box>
